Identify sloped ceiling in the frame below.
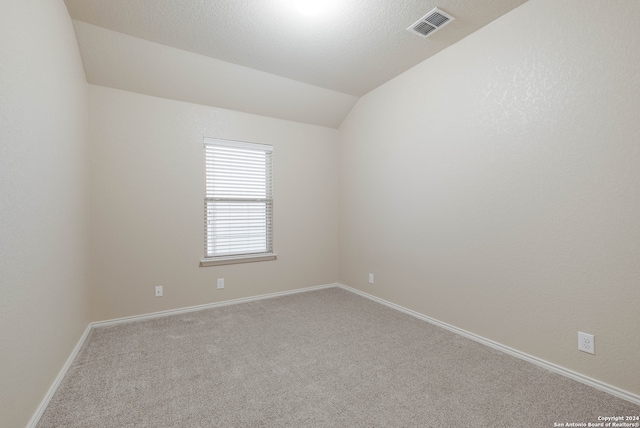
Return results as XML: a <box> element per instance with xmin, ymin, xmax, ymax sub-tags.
<box><xmin>65</xmin><ymin>0</ymin><xmax>528</xmax><ymax>128</ymax></box>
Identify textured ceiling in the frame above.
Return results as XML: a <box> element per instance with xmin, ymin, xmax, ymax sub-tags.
<box><xmin>72</xmin><ymin>21</ymin><xmax>359</xmax><ymax>128</ymax></box>
<box><xmin>65</xmin><ymin>0</ymin><xmax>528</xmax><ymax>97</ymax></box>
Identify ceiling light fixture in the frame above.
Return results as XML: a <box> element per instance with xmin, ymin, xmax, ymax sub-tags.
<box><xmin>294</xmin><ymin>0</ymin><xmax>322</xmax><ymax>16</ymax></box>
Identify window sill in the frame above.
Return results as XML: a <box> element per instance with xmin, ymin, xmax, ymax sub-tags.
<box><xmin>200</xmin><ymin>253</ymin><xmax>277</xmax><ymax>267</ymax></box>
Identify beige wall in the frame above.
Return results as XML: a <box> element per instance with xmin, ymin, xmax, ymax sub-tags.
<box><xmin>338</xmin><ymin>0</ymin><xmax>640</xmax><ymax>395</ymax></box>
<box><xmin>88</xmin><ymin>85</ymin><xmax>339</xmax><ymax>321</ymax></box>
<box><xmin>0</xmin><ymin>0</ymin><xmax>90</xmax><ymax>426</ymax></box>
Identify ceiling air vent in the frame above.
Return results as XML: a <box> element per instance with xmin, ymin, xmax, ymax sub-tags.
<box><xmin>407</xmin><ymin>7</ymin><xmax>455</xmax><ymax>38</ymax></box>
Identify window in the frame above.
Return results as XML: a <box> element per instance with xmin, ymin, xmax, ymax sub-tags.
<box><xmin>201</xmin><ymin>138</ymin><xmax>276</xmax><ymax>266</ymax></box>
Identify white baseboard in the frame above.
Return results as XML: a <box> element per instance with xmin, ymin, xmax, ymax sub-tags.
<box><xmin>91</xmin><ymin>283</ymin><xmax>339</xmax><ymax>328</ymax></box>
<box><xmin>27</xmin><ymin>324</ymin><xmax>92</xmax><ymax>428</ymax></box>
<box><xmin>336</xmin><ymin>283</ymin><xmax>640</xmax><ymax>406</ymax></box>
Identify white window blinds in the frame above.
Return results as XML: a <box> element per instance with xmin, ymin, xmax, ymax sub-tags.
<box><xmin>204</xmin><ymin>138</ymin><xmax>273</xmax><ymax>260</ymax></box>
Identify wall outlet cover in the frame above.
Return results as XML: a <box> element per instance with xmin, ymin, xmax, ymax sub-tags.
<box><xmin>578</xmin><ymin>331</ymin><xmax>594</xmax><ymax>355</ymax></box>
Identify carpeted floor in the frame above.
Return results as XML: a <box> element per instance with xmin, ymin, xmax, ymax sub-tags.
<box><xmin>38</xmin><ymin>287</ymin><xmax>639</xmax><ymax>427</ymax></box>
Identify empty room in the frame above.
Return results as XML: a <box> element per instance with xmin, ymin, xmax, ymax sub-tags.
<box><xmin>2</xmin><ymin>0</ymin><xmax>639</xmax><ymax>426</ymax></box>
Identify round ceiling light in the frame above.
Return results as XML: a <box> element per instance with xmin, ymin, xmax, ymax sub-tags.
<box><xmin>294</xmin><ymin>0</ymin><xmax>325</xmax><ymax>16</ymax></box>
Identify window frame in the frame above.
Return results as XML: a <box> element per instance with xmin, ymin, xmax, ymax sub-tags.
<box><xmin>200</xmin><ymin>137</ymin><xmax>276</xmax><ymax>267</ymax></box>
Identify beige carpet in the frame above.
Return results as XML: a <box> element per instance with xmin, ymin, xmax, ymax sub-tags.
<box><xmin>38</xmin><ymin>288</ymin><xmax>639</xmax><ymax>427</ymax></box>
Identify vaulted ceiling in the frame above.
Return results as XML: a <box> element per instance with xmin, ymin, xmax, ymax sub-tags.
<box><xmin>65</xmin><ymin>0</ymin><xmax>528</xmax><ymax>127</ymax></box>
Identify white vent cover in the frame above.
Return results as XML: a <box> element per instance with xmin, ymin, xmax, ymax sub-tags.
<box><xmin>407</xmin><ymin>7</ymin><xmax>455</xmax><ymax>38</ymax></box>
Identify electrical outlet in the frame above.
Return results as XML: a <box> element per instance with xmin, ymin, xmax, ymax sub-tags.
<box><xmin>217</xmin><ymin>278</ymin><xmax>224</xmax><ymax>289</ymax></box>
<box><xmin>154</xmin><ymin>286</ymin><xmax>163</xmax><ymax>297</ymax></box>
<box><xmin>368</xmin><ymin>273</ymin><xmax>374</xmax><ymax>284</ymax></box>
<box><xmin>578</xmin><ymin>332</ymin><xmax>595</xmax><ymax>354</ymax></box>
